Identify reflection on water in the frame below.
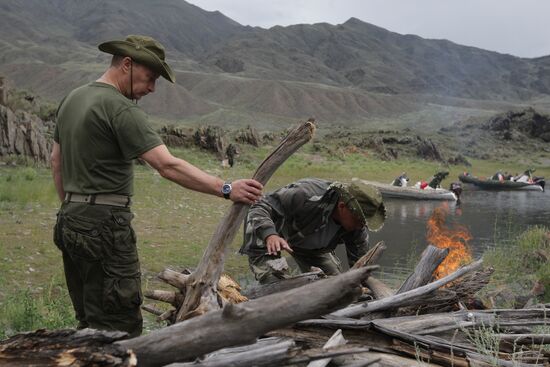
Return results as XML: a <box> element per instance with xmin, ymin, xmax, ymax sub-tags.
<box><xmin>338</xmin><ymin>189</ymin><xmax>549</xmax><ymax>285</ymax></box>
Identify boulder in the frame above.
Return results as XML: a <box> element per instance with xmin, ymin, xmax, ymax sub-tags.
<box><xmin>235</xmin><ymin>125</ymin><xmax>260</xmax><ymax>147</ymax></box>
<box><xmin>159</xmin><ymin>125</ymin><xmax>194</xmax><ymax>148</ymax></box>
<box><xmin>483</xmin><ymin>108</ymin><xmax>550</xmax><ymax>141</ymax></box>
<box><xmin>193</xmin><ymin>125</ymin><xmax>227</xmax><ymax>158</ymax></box>
<box><xmin>415</xmin><ymin>136</ymin><xmax>445</xmax><ymax>162</ymax></box>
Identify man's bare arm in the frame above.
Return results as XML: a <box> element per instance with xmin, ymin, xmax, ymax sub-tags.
<box><xmin>50</xmin><ymin>142</ymin><xmax>65</xmax><ymax>201</ymax></box>
<box><xmin>140</xmin><ymin>144</ymin><xmax>262</xmax><ymax>204</ymax></box>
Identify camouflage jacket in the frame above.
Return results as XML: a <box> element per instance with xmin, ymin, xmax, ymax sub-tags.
<box><xmin>239</xmin><ymin>178</ymin><xmax>369</xmax><ymax>266</ymax></box>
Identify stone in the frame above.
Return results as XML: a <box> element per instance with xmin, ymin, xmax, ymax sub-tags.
<box><xmin>0</xmin><ymin>105</ymin><xmax>53</xmax><ymax>164</ymax></box>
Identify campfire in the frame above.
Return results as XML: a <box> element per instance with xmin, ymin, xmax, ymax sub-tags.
<box><xmin>427</xmin><ymin>203</ymin><xmax>472</xmax><ymax>279</ymax></box>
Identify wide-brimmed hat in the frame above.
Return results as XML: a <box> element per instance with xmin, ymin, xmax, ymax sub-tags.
<box><xmin>331</xmin><ymin>181</ymin><xmax>386</xmax><ymax>232</ymax></box>
<box><xmin>98</xmin><ymin>35</ymin><xmax>175</xmax><ymax>83</ymax></box>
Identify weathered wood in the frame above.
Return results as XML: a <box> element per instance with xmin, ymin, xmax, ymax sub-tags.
<box><xmin>351</xmin><ymin>241</ymin><xmax>394</xmax><ymax>302</ymax></box>
<box><xmin>396</xmin><ymin>245</ymin><xmax>449</xmax><ymax>294</ymax></box>
<box><xmin>497</xmin><ymin>334</ymin><xmax>550</xmax><ymax>344</ymax></box>
<box><xmin>144</xmin><ymin>289</ymin><xmax>178</xmax><ymax>306</ymax></box>
<box><xmin>245</xmin><ymin>242</ymin><xmax>386</xmax><ymax>301</ymax></box>
<box><xmin>333</xmin><ymin>351</ymin><xmax>443</xmax><ymax>367</ymax></box>
<box><xmin>157</xmin><ymin>269</ymin><xmax>190</xmax><ymax>290</ymax></box>
<box><xmin>166</xmin><ymin>338</ymin><xmax>296</xmax><ymax>367</ymax></box>
<box><xmin>176</xmin><ymin>120</ymin><xmax>315</xmax><ymax>321</ymax></box>
<box><xmin>351</xmin><ymin>242</ymin><xmax>386</xmax><ymax>270</ymax></box>
<box><xmin>243</xmin><ymin>270</ymin><xmax>323</xmax><ymax>299</ymax></box>
<box><xmin>336</xmin><ymin>359</ymin><xmax>380</xmax><ymax>367</ymax></box>
<box><xmin>117</xmin><ymin>266</ymin><xmax>375</xmax><ymax>367</ymax></box>
<box><xmin>307</xmin><ymin>329</ymin><xmax>347</xmax><ymax>367</ymax></box>
<box><xmin>373</xmin><ymin>311</ymin><xmax>496</xmax><ymax>335</ymax></box>
<box><xmin>365</xmin><ymin>277</ymin><xmax>394</xmax><ymax>299</ymax></box>
<box><xmin>395</xmin><ymin>267</ymin><xmax>494</xmax><ymax>316</ymax></box>
<box><xmin>331</xmin><ymin>259</ymin><xmax>483</xmax><ymax>318</ymax></box>
<box><xmin>366</xmin><ymin>309</ymin><xmax>550</xmax><ymax>367</ymax></box>
<box><xmin>142</xmin><ymin>304</ymin><xmax>164</xmax><ymax>316</ymax></box>
<box><xmin>0</xmin><ymin>328</ymin><xmax>135</xmax><ymax>366</ymax></box>
<box><xmin>297</xmin><ymin>318</ymin><xmax>371</xmax><ymax>330</ymax></box>
<box><xmin>391</xmin><ymin>339</ymin><xmax>469</xmax><ymax>367</ymax></box>
<box><xmin>465</xmin><ymin>351</ymin><xmax>546</xmax><ymax>367</ymax></box>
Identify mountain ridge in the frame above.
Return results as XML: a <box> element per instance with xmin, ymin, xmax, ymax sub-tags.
<box><xmin>0</xmin><ymin>0</ymin><xmax>548</xmax><ymax>129</ymax></box>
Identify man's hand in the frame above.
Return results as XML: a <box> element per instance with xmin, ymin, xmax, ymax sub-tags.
<box><xmin>230</xmin><ymin>179</ymin><xmax>263</xmax><ymax>204</ymax></box>
<box><xmin>265</xmin><ymin>234</ymin><xmax>293</xmax><ymax>255</ymax></box>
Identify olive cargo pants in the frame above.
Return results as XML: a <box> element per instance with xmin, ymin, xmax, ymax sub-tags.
<box><xmin>248</xmin><ymin>249</ymin><xmax>343</xmax><ymax>284</ymax></box>
<box><xmin>53</xmin><ymin>202</ymin><xmax>143</xmax><ymax>337</ymax></box>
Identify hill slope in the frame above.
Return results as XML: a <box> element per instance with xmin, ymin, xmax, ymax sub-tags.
<box><xmin>0</xmin><ymin>0</ymin><xmax>549</xmax><ymax>129</ymax></box>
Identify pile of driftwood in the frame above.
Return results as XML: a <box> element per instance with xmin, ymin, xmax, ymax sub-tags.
<box><xmin>1</xmin><ymin>121</ymin><xmax>549</xmax><ymax>366</ymax></box>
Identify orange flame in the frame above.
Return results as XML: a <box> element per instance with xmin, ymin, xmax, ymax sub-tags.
<box><xmin>427</xmin><ymin>204</ymin><xmax>472</xmax><ymax>279</ymax></box>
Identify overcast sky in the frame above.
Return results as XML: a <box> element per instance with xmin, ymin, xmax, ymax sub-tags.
<box><xmin>189</xmin><ymin>0</ymin><xmax>550</xmax><ymax>58</ymax></box>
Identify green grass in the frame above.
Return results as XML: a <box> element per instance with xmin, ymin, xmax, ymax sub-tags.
<box><xmin>482</xmin><ymin>226</ymin><xmax>550</xmax><ymax>307</ymax></box>
<box><xmin>1</xmin><ymin>143</ymin><xmax>549</xmax><ymax>338</ymax></box>
<box><xmin>0</xmin><ymin>278</ymin><xmax>74</xmax><ymax>340</ymax></box>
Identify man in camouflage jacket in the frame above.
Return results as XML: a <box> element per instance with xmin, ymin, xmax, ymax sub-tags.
<box><xmin>240</xmin><ymin>178</ymin><xmax>386</xmax><ymax>284</ymax></box>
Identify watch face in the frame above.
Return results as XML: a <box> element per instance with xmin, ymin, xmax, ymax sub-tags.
<box><xmin>222</xmin><ymin>183</ymin><xmax>232</xmax><ymax>194</ymax></box>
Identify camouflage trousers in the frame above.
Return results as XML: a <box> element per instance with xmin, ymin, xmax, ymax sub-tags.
<box><xmin>53</xmin><ymin>202</ymin><xmax>143</xmax><ymax>337</ymax></box>
<box><xmin>248</xmin><ymin>249</ymin><xmax>343</xmax><ymax>285</ymax></box>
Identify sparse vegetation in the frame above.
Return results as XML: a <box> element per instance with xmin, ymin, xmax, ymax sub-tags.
<box><xmin>482</xmin><ymin>226</ymin><xmax>550</xmax><ymax>307</ymax></box>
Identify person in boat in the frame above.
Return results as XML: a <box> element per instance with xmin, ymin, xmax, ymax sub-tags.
<box><xmin>503</xmin><ymin>172</ymin><xmax>514</xmax><ymax>181</ymax></box>
<box><xmin>428</xmin><ymin>171</ymin><xmax>449</xmax><ymax>189</ymax></box>
<box><xmin>392</xmin><ymin>172</ymin><xmax>409</xmax><ymax>187</ymax></box>
<box><xmin>515</xmin><ymin>169</ymin><xmax>535</xmax><ymax>183</ymax></box>
<box><xmin>240</xmin><ymin>178</ymin><xmax>386</xmax><ymax>284</ymax></box>
<box><xmin>492</xmin><ymin>171</ymin><xmax>504</xmax><ymax>181</ymax></box>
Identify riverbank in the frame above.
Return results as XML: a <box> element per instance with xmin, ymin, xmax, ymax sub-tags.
<box><xmin>1</xmin><ymin>147</ymin><xmax>549</xmax><ymax>338</ymax></box>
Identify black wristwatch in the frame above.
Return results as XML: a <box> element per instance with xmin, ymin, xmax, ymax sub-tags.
<box><xmin>221</xmin><ymin>181</ymin><xmax>232</xmax><ymax>199</ymax></box>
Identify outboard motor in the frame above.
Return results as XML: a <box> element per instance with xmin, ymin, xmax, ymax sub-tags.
<box><xmin>533</xmin><ymin>176</ymin><xmax>545</xmax><ymax>192</ymax></box>
<box><xmin>449</xmin><ymin>182</ymin><xmax>463</xmax><ymax>202</ymax></box>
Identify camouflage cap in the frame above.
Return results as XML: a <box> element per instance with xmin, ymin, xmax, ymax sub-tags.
<box><xmin>330</xmin><ymin>181</ymin><xmax>386</xmax><ymax>232</ymax></box>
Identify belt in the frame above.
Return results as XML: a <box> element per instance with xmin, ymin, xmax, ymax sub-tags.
<box><xmin>65</xmin><ymin>193</ymin><xmax>132</xmax><ymax>207</ymax></box>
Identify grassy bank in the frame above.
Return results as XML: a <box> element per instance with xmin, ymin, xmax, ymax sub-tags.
<box><xmin>1</xmin><ymin>144</ymin><xmax>549</xmax><ymax>337</ymax></box>
<box><xmin>482</xmin><ymin>226</ymin><xmax>550</xmax><ymax>307</ymax></box>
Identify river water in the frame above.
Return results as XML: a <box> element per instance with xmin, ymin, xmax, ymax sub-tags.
<box><xmin>336</xmin><ymin>188</ymin><xmax>549</xmax><ymax>284</ymax></box>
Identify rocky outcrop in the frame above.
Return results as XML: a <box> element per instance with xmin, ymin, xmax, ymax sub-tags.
<box><xmin>235</xmin><ymin>125</ymin><xmax>260</xmax><ymax>147</ymax></box>
<box><xmin>483</xmin><ymin>108</ymin><xmax>550</xmax><ymax>142</ymax></box>
<box><xmin>214</xmin><ymin>56</ymin><xmax>245</xmax><ymax>73</ymax></box>
<box><xmin>448</xmin><ymin>154</ymin><xmax>471</xmax><ymax>166</ymax></box>
<box><xmin>0</xmin><ymin>105</ymin><xmax>54</xmax><ymax>164</ymax></box>
<box><xmin>0</xmin><ymin>76</ymin><xmax>6</xmax><ymax>106</ymax></box>
<box><xmin>415</xmin><ymin>136</ymin><xmax>445</xmax><ymax>162</ymax></box>
<box><xmin>159</xmin><ymin>125</ymin><xmax>194</xmax><ymax>148</ymax></box>
<box><xmin>193</xmin><ymin>125</ymin><xmax>227</xmax><ymax>158</ymax></box>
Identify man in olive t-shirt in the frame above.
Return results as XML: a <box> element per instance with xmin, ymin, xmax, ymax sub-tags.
<box><xmin>51</xmin><ymin>35</ymin><xmax>263</xmax><ymax>337</ymax></box>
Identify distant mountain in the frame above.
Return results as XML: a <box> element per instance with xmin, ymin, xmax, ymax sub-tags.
<box><xmin>0</xmin><ymin>0</ymin><xmax>548</xmax><ymax>129</ymax></box>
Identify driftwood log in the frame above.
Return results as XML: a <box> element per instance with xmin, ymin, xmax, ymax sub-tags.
<box><xmin>165</xmin><ymin>337</ymin><xmax>370</xmax><ymax>367</ymax></box>
<box><xmin>306</xmin><ymin>329</ymin><xmax>347</xmax><ymax>367</ymax></box>
<box><xmin>397</xmin><ymin>245</ymin><xmax>449</xmax><ymax>294</ymax></box>
<box><xmin>331</xmin><ymin>259</ymin><xmax>483</xmax><ymax>318</ymax></box>
<box><xmin>0</xmin><ymin>329</ymin><xmax>135</xmax><ymax>366</ymax></box>
<box><xmin>242</xmin><ymin>241</ymin><xmax>387</xmax><ymax>301</ymax></box>
<box><xmin>176</xmin><ymin>120</ymin><xmax>315</xmax><ymax>321</ymax></box>
<box><xmin>142</xmin><ymin>121</ymin><xmax>316</xmax><ymax>322</ymax></box>
<box><xmin>117</xmin><ymin>266</ymin><xmax>377</xmax><ymax>367</ymax></box>
<box><xmin>243</xmin><ymin>269</ymin><xmax>324</xmax><ymax>299</ymax></box>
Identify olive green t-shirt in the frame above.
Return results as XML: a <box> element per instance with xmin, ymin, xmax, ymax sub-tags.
<box><xmin>54</xmin><ymin>82</ymin><xmax>163</xmax><ymax>196</ymax></box>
